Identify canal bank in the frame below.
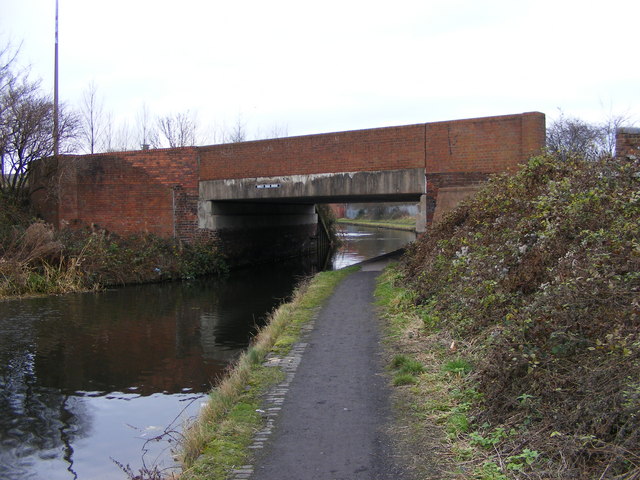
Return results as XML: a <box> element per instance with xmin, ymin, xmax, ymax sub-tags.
<box><xmin>180</xmin><ymin>251</ymin><xmax>409</xmax><ymax>480</ymax></box>
<box><xmin>337</xmin><ymin>218</ymin><xmax>417</xmax><ymax>232</ymax></box>
<box><xmin>0</xmin><ymin>225</ymin><xmax>415</xmax><ymax>480</ymax></box>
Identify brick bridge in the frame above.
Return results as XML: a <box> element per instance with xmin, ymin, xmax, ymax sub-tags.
<box><xmin>31</xmin><ymin>112</ymin><xmax>546</xmax><ymax>264</ymax></box>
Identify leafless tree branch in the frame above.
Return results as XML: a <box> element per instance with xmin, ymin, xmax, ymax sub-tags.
<box><xmin>79</xmin><ymin>80</ymin><xmax>105</xmax><ymax>154</ymax></box>
<box><xmin>157</xmin><ymin>110</ymin><xmax>199</xmax><ymax>147</ymax></box>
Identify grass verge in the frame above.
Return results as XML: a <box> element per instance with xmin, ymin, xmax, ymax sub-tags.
<box><xmin>377</xmin><ymin>265</ymin><xmax>530</xmax><ymax>479</ymax></box>
<box><xmin>376</xmin><ymin>266</ymin><xmax>464</xmax><ymax>479</ymax></box>
<box><xmin>337</xmin><ymin>217</ymin><xmax>417</xmax><ymax>231</ymax></box>
<box><xmin>376</xmin><ymin>153</ymin><xmax>640</xmax><ymax>479</ymax></box>
<box><xmin>377</xmin><ymin>264</ymin><xmax>565</xmax><ymax>479</ymax></box>
<box><xmin>178</xmin><ymin>266</ymin><xmax>358</xmax><ymax>480</ymax></box>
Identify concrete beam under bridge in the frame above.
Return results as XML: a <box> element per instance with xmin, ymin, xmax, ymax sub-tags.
<box><xmin>199</xmin><ymin>168</ymin><xmax>425</xmax><ymax>204</ymax></box>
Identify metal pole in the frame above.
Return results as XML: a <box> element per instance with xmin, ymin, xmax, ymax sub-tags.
<box><xmin>53</xmin><ymin>0</ymin><xmax>59</xmax><ymax>157</ymax></box>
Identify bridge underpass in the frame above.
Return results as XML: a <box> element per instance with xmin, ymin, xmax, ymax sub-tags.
<box><xmin>198</xmin><ymin>168</ymin><xmax>427</xmax><ymax>266</ymax></box>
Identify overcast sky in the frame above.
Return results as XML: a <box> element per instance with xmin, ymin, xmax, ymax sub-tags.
<box><xmin>1</xmin><ymin>0</ymin><xmax>639</xmax><ymax>141</ymax></box>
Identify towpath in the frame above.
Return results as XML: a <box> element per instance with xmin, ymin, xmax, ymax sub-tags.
<box><xmin>244</xmin><ymin>253</ymin><xmax>408</xmax><ymax>480</ymax></box>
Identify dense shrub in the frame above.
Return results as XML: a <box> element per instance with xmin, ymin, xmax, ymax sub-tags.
<box><xmin>400</xmin><ymin>154</ymin><xmax>640</xmax><ymax>478</ymax></box>
<box><xmin>59</xmin><ymin>229</ymin><xmax>226</xmax><ymax>287</ymax></box>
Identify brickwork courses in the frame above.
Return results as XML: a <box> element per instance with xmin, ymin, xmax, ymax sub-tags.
<box><xmin>616</xmin><ymin>128</ymin><xmax>640</xmax><ymax>160</ymax></box>
<box><xmin>31</xmin><ymin>148</ymin><xmax>201</xmax><ymax>239</ymax></box>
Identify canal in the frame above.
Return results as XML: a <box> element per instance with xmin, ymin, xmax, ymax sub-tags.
<box><xmin>0</xmin><ymin>224</ymin><xmax>416</xmax><ymax>479</ymax></box>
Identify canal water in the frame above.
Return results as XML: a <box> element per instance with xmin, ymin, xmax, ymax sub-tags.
<box><xmin>0</xmin><ymin>224</ymin><xmax>415</xmax><ymax>480</ymax></box>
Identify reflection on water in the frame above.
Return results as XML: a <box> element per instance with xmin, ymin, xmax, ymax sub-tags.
<box><xmin>332</xmin><ymin>224</ymin><xmax>415</xmax><ymax>269</ymax></box>
<box><xmin>0</xmin><ymin>225</ymin><xmax>415</xmax><ymax>479</ymax></box>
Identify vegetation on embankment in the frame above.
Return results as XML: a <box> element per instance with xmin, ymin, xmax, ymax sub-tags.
<box><xmin>337</xmin><ymin>216</ymin><xmax>417</xmax><ymax>231</ymax></box>
<box><xmin>376</xmin><ymin>153</ymin><xmax>639</xmax><ymax>479</ymax></box>
<box><xmin>178</xmin><ymin>266</ymin><xmax>357</xmax><ymax>480</ymax></box>
<box><xmin>0</xmin><ymin>196</ymin><xmax>226</xmax><ymax>299</ymax></box>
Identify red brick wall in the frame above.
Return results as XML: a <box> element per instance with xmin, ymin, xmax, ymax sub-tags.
<box><xmin>199</xmin><ymin>112</ymin><xmax>545</xmax><ymax>181</ymax></box>
<box><xmin>46</xmin><ymin>148</ymin><xmax>200</xmax><ymax>237</ymax></box>
<box><xmin>424</xmin><ymin>112</ymin><xmax>545</xmax><ymax>173</ymax></box>
<box><xmin>616</xmin><ymin>128</ymin><xmax>640</xmax><ymax>159</ymax></box>
<box><xmin>198</xmin><ymin>123</ymin><xmax>427</xmax><ymax>180</ymax></box>
<box><xmin>30</xmin><ymin>157</ymin><xmax>63</xmax><ymax>227</ymax></box>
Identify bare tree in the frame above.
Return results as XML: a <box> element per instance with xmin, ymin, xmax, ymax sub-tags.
<box><xmin>0</xmin><ymin>41</ymin><xmax>79</xmax><ymax>198</ymax></box>
<box><xmin>102</xmin><ymin>111</ymin><xmax>115</xmax><ymax>152</ymax></box>
<box><xmin>157</xmin><ymin>110</ymin><xmax>199</xmax><ymax>147</ymax></box>
<box><xmin>0</xmin><ymin>42</ymin><xmax>20</xmax><ymax>182</ymax></box>
<box><xmin>268</xmin><ymin>123</ymin><xmax>288</xmax><ymax>139</ymax></box>
<box><xmin>546</xmin><ymin>112</ymin><xmax>635</xmax><ymax>161</ymax></box>
<box><xmin>79</xmin><ymin>80</ymin><xmax>105</xmax><ymax>154</ymax></box>
<box><xmin>199</xmin><ymin>123</ymin><xmax>218</xmax><ymax>145</ymax></box>
<box><xmin>135</xmin><ymin>103</ymin><xmax>158</xmax><ymax>150</ymax></box>
<box><xmin>223</xmin><ymin>115</ymin><xmax>247</xmax><ymax>143</ymax></box>
<box><xmin>204</xmin><ymin>121</ymin><xmax>231</xmax><ymax>145</ymax></box>
<box><xmin>98</xmin><ymin>114</ymin><xmax>136</xmax><ymax>152</ymax></box>
<box><xmin>600</xmin><ymin>114</ymin><xmax>633</xmax><ymax>157</ymax></box>
<box><xmin>0</xmin><ymin>42</ymin><xmax>19</xmax><ymax>95</ymax></box>
<box><xmin>546</xmin><ymin>113</ymin><xmax>601</xmax><ymax>161</ymax></box>
<box><xmin>219</xmin><ymin>117</ymin><xmax>288</xmax><ymax>143</ymax></box>
<box><xmin>1</xmin><ymin>79</ymin><xmax>78</xmax><ymax>197</ymax></box>
<box><xmin>113</xmin><ymin>120</ymin><xmax>135</xmax><ymax>152</ymax></box>
<box><xmin>254</xmin><ymin>122</ymin><xmax>289</xmax><ymax>140</ymax></box>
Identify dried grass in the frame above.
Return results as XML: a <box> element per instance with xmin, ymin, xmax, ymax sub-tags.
<box><xmin>3</xmin><ymin>222</ymin><xmax>62</xmax><ymax>265</ymax></box>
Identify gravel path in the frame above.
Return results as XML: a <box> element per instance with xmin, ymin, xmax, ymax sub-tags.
<box><xmin>248</xmin><ymin>256</ymin><xmax>408</xmax><ymax>480</ymax></box>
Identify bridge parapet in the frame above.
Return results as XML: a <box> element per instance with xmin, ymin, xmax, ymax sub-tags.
<box><xmin>197</xmin><ymin>112</ymin><xmax>545</xmax><ymax>183</ymax></box>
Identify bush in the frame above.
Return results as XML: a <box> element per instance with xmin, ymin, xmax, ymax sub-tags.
<box><xmin>60</xmin><ymin>229</ymin><xmax>226</xmax><ymax>287</ymax></box>
<box><xmin>0</xmin><ymin>200</ymin><xmax>227</xmax><ymax>298</ymax></box>
<box><xmin>399</xmin><ymin>153</ymin><xmax>640</xmax><ymax>478</ymax></box>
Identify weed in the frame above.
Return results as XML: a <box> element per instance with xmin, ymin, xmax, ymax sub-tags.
<box><xmin>474</xmin><ymin>461</ymin><xmax>508</xmax><ymax>480</ymax></box>
<box><xmin>446</xmin><ymin>412</ymin><xmax>470</xmax><ymax>434</ymax></box>
<box><xmin>442</xmin><ymin>358</ymin><xmax>473</xmax><ymax>376</ymax></box>
<box><xmin>112</xmin><ymin>457</ymin><xmax>177</xmax><ymax>480</ymax></box>
<box><xmin>393</xmin><ymin>373</ymin><xmax>418</xmax><ymax>386</ymax></box>
<box><xmin>469</xmin><ymin>426</ymin><xmax>509</xmax><ymax>449</ymax></box>
<box><xmin>1</xmin><ymin>217</ymin><xmax>227</xmax><ymax>299</ymax></box>
<box><xmin>271</xmin><ymin>334</ymin><xmax>296</xmax><ymax>354</ymax></box>
<box><xmin>506</xmin><ymin>448</ymin><xmax>540</xmax><ymax>471</ymax></box>
<box><xmin>390</xmin><ymin>354</ymin><xmax>425</xmax><ymax>374</ymax></box>
<box><xmin>245</xmin><ymin>347</ymin><xmax>263</xmax><ymax>366</ymax></box>
<box><xmin>395</xmin><ymin>153</ymin><xmax>640</xmax><ymax>478</ymax></box>
<box><xmin>516</xmin><ymin>393</ymin><xmax>535</xmax><ymax>405</ymax></box>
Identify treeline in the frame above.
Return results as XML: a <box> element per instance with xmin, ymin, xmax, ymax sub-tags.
<box><xmin>1</xmin><ymin>38</ymin><xmax>635</xmax><ymax>202</ymax></box>
<box><xmin>76</xmin><ymin>82</ymin><xmax>289</xmax><ymax>153</ymax></box>
<box><xmin>0</xmin><ymin>41</ymin><xmax>286</xmax><ymax>201</ymax></box>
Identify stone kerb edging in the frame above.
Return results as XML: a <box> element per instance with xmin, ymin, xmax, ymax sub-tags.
<box><xmin>229</xmin><ymin>320</ymin><xmax>317</xmax><ymax>480</ymax></box>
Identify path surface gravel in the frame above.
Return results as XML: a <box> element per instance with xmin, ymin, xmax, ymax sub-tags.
<box><xmin>251</xmin><ymin>256</ymin><xmax>408</xmax><ymax>480</ymax></box>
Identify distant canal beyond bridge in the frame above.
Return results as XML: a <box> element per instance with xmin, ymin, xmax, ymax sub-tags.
<box><xmin>0</xmin><ymin>225</ymin><xmax>415</xmax><ymax>480</ymax></box>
